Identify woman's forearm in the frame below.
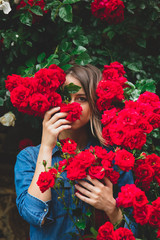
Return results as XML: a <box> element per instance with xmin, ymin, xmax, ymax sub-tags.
<box><xmin>28</xmin><ymin>145</ymin><xmax>53</xmax><ymax>202</ymax></box>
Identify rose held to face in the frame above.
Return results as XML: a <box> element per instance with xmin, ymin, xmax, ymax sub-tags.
<box><xmin>62</xmin><ymin>74</ymin><xmax>91</xmax><ymax>130</ymax></box>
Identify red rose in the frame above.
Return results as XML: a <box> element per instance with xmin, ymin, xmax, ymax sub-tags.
<box><xmin>74</xmin><ymin>150</ymin><xmax>95</xmax><ymax>168</ymax></box>
<box><xmin>116</xmin><ymin>184</ymin><xmax>140</xmax><ymax>208</ymax></box>
<box><xmin>154</xmin><ymin>164</ymin><xmax>160</xmax><ymax>186</ymax></box>
<box><xmin>109</xmin><ymin>61</ymin><xmax>126</xmax><ymax>76</ymax></box>
<box><xmin>96</xmin><ymin>80</ymin><xmax>124</xmax><ymax>102</ymax></box>
<box><xmin>149</xmin><ymin>204</ymin><xmax>160</xmax><ymax>228</ymax></box>
<box><xmin>148</xmin><ymin>112</ymin><xmax>160</xmax><ymax>129</ymax></box>
<box><xmin>123</xmin><ymin>129</ymin><xmax>146</xmax><ymax>150</ymax></box>
<box><xmin>29</xmin><ymin>93</ymin><xmax>51</xmax><ymax>116</ymax></box>
<box><xmin>114</xmin><ymin>227</ymin><xmax>135</xmax><ymax>240</ymax></box>
<box><xmin>58</xmin><ymin>159</ymin><xmax>68</xmax><ymax>172</ymax></box>
<box><xmin>101</xmin><ymin>108</ymin><xmax>117</xmax><ymax>125</ymax></box>
<box><xmin>66</xmin><ymin>162</ymin><xmax>87</xmax><ymax>181</ymax></box>
<box><xmin>60</xmin><ymin>102</ymin><xmax>83</xmax><ymax>122</ymax></box>
<box><xmin>146</xmin><ymin>154</ymin><xmax>160</xmax><ymax>169</ymax></box>
<box><xmin>157</xmin><ymin>228</ymin><xmax>160</xmax><ymax>239</ymax></box>
<box><xmin>37</xmin><ymin>171</ymin><xmax>56</xmax><ymax>193</ymax></box>
<box><xmin>17</xmin><ymin>0</ymin><xmax>47</xmax><ymax>14</ymax></box>
<box><xmin>102</xmin><ymin>125</ymin><xmax>114</xmax><ymax>146</ymax></box>
<box><xmin>106</xmin><ymin>169</ymin><xmax>120</xmax><ymax>184</ymax></box>
<box><xmin>48</xmin><ymin>64</ymin><xmax>66</xmax><ymax>85</ymax></box>
<box><xmin>10</xmin><ymin>85</ymin><xmax>30</xmax><ymax>109</ymax></box>
<box><xmin>97</xmin><ymin>221</ymin><xmax>115</xmax><ymax>240</ymax></box>
<box><xmin>134</xmin><ymin>164</ymin><xmax>154</xmax><ymax>191</ymax></box>
<box><xmin>96</xmin><ymin>97</ymin><xmax>112</xmax><ymax>112</ymax></box>
<box><xmin>91</xmin><ymin>0</ymin><xmax>125</xmax><ymax>25</ymax></box>
<box><xmin>88</xmin><ymin>166</ymin><xmax>105</xmax><ymax>179</ymax></box>
<box><xmin>114</xmin><ymin>149</ymin><xmax>135</xmax><ymax>172</ymax></box>
<box><xmin>61</xmin><ymin>138</ymin><xmax>77</xmax><ymax>155</ymax></box>
<box><xmin>5</xmin><ymin>74</ymin><xmax>22</xmax><ymax>92</ymax></box>
<box><xmin>132</xmin><ymin>190</ymin><xmax>148</xmax><ymax>208</ymax></box>
<box><xmin>118</xmin><ymin>108</ymin><xmax>140</xmax><ymax>126</ymax></box>
<box><xmin>149</xmin><ymin>197</ymin><xmax>160</xmax><ymax>228</ymax></box>
<box><xmin>136</xmin><ymin>119</ymin><xmax>153</xmax><ymax>134</ymax></box>
<box><xmin>133</xmin><ymin>205</ymin><xmax>151</xmax><ymax>225</ymax></box>
<box><xmin>90</xmin><ymin>145</ymin><xmax>114</xmax><ymax>165</ymax></box>
<box><xmin>48</xmin><ymin>92</ymin><xmax>62</xmax><ymax>108</ymax></box>
<box><xmin>34</xmin><ymin>68</ymin><xmax>60</xmax><ymax>93</ymax></box>
<box><xmin>138</xmin><ymin>91</ymin><xmax>159</xmax><ymax>105</ymax></box>
<box><xmin>109</xmin><ymin>123</ymin><xmax>126</xmax><ymax>146</ymax></box>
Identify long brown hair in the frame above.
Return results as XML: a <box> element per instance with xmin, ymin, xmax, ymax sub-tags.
<box><xmin>66</xmin><ymin>64</ymin><xmax>106</xmax><ymax>145</ymax></box>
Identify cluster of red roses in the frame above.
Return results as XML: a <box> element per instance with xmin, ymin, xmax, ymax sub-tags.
<box><xmin>116</xmin><ymin>184</ymin><xmax>160</xmax><ymax>239</ymax></box>
<box><xmin>16</xmin><ymin>0</ymin><xmax>47</xmax><ymax>14</ymax></box>
<box><xmin>96</xmin><ymin>61</ymin><xmax>127</xmax><ymax>112</ymax></box>
<box><xmin>91</xmin><ymin>0</ymin><xmax>125</xmax><ymax>25</ymax></box>
<box><xmin>37</xmin><ymin>138</ymin><xmax>135</xmax><ymax>193</ymax></box>
<box><xmin>5</xmin><ymin>64</ymin><xmax>82</xmax><ymax>120</ymax></box>
<box><xmin>97</xmin><ymin>221</ymin><xmax>135</xmax><ymax>240</ymax></box>
<box><xmin>134</xmin><ymin>153</ymin><xmax>160</xmax><ymax>191</ymax></box>
<box><xmin>97</xmin><ymin>62</ymin><xmax>160</xmax><ymax>150</ymax></box>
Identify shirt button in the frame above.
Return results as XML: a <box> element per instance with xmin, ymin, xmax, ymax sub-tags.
<box><xmin>44</xmin><ymin>209</ymin><xmax>47</xmax><ymax>212</ymax></box>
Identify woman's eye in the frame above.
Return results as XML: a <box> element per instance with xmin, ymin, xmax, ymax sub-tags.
<box><xmin>77</xmin><ymin>97</ymin><xmax>87</xmax><ymax>102</ymax></box>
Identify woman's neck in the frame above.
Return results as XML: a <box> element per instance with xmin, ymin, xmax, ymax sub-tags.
<box><xmin>59</xmin><ymin>127</ymin><xmax>90</xmax><ymax>150</ymax></box>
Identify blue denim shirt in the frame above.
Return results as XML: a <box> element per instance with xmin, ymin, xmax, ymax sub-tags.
<box><xmin>14</xmin><ymin>138</ymin><xmax>137</xmax><ymax>240</ymax></box>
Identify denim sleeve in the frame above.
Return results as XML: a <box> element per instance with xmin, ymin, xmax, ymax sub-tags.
<box><xmin>14</xmin><ymin>147</ymin><xmax>55</xmax><ymax>227</ymax></box>
<box><xmin>117</xmin><ymin>170</ymin><xmax>138</xmax><ymax>237</ymax></box>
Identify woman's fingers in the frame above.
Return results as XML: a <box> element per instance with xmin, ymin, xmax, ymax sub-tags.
<box><xmin>103</xmin><ymin>177</ymin><xmax>113</xmax><ymax>189</ymax></box>
<box><xmin>43</xmin><ymin>107</ymin><xmax>60</xmax><ymax>121</ymax></box>
<box><xmin>86</xmin><ymin>175</ymin><xmax>104</xmax><ymax>188</ymax></box>
<box><xmin>48</xmin><ymin>112</ymin><xmax>69</xmax><ymax>125</ymax></box>
<box><xmin>52</xmin><ymin>118</ymin><xmax>71</xmax><ymax>129</ymax></box>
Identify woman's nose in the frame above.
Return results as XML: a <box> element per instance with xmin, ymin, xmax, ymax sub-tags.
<box><xmin>69</xmin><ymin>96</ymin><xmax>75</xmax><ymax>104</ymax></box>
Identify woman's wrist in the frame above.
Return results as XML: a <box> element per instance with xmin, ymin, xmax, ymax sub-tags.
<box><xmin>105</xmin><ymin>200</ymin><xmax>123</xmax><ymax>225</ymax></box>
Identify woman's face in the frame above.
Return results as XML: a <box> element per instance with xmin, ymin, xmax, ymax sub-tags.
<box><xmin>64</xmin><ymin>74</ymin><xmax>91</xmax><ymax>130</ymax></box>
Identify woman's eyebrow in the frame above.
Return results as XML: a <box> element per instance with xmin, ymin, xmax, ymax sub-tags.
<box><xmin>75</xmin><ymin>93</ymin><xmax>86</xmax><ymax>96</ymax></box>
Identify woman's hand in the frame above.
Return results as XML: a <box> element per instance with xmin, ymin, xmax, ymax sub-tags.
<box><xmin>75</xmin><ymin>175</ymin><xmax>123</xmax><ymax>224</ymax></box>
<box><xmin>41</xmin><ymin>107</ymin><xmax>71</xmax><ymax>150</ymax></box>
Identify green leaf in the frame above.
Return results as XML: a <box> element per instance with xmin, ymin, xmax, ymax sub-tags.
<box><xmin>0</xmin><ymin>97</ymin><xmax>4</xmax><ymax>106</ymax></box>
<box><xmin>20</xmin><ymin>12</ymin><xmax>33</xmax><ymax>26</ymax></box>
<box><xmin>71</xmin><ymin>46</ymin><xmax>86</xmax><ymax>55</ymax></box>
<box><xmin>90</xmin><ymin>227</ymin><xmax>98</xmax><ymax>238</ymax></box>
<box><xmin>107</xmin><ymin>31</ymin><xmax>115</xmax><ymax>40</ymax></box>
<box><xmin>37</xmin><ymin>52</ymin><xmax>46</xmax><ymax>63</ymax></box>
<box><xmin>136</xmin><ymin>79</ymin><xmax>156</xmax><ymax>93</ymax></box>
<box><xmin>75</xmin><ymin>53</ymin><xmax>92</xmax><ymax>65</ymax></box>
<box><xmin>155</xmin><ymin>146</ymin><xmax>160</xmax><ymax>152</ymax></box>
<box><xmin>73</xmin><ymin>35</ymin><xmax>88</xmax><ymax>46</ymax></box>
<box><xmin>136</xmin><ymin>38</ymin><xmax>146</xmax><ymax>48</ymax></box>
<box><xmin>129</xmin><ymin>89</ymin><xmax>141</xmax><ymax>101</ymax></box>
<box><xmin>75</xmin><ymin>219</ymin><xmax>86</xmax><ymax>230</ymax></box>
<box><xmin>64</xmin><ymin>83</ymin><xmax>81</xmax><ymax>94</ymax></box>
<box><xmin>25</xmin><ymin>57</ymin><xmax>36</xmax><ymax>67</ymax></box>
<box><xmin>127</xmin><ymin>64</ymin><xmax>141</xmax><ymax>72</ymax></box>
<box><xmin>125</xmin><ymin>81</ymin><xmax>135</xmax><ymax>89</ymax></box>
<box><xmin>60</xmin><ymin>64</ymin><xmax>73</xmax><ymax>71</ymax></box>
<box><xmin>26</xmin><ymin>41</ymin><xmax>32</xmax><ymax>47</ymax></box>
<box><xmin>85</xmin><ymin>209</ymin><xmax>92</xmax><ymax>217</ymax></box>
<box><xmin>47</xmin><ymin>59</ymin><xmax>60</xmax><ymax>66</ymax></box>
<box><xmin>30</xmin><ymin>5</ymin><xmax>43</xmax><ymax>16</ymax></box>
<box><xmin>60</xmin><ymin>41</ymin><xmax>72</xmax><ymax>52</ymax></box>
<box><xmin>59</xmin><ymin>5</ymin><xmax>72</xmax><ymax>23</ymax></box>
<box><xmin>63</xmin><ymin>0</ymin><xmax>80</xmax><ymax>4</ymax></box>
<box><xmin>59</xmin><ymin>53</ymin><xmax>70</xmax><ymax>64</ymax></box>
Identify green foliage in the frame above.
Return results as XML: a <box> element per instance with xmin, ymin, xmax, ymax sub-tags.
<box><xmin>0</xmin><ymin>0</ymin><xmax>160</xmax><ymax>145</ymax></box>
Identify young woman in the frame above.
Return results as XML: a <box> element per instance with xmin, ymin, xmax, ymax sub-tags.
<box><xmin>14</xmin><ymin>64</ymin><xmax>137</xmax><ymax>240</ymax></box>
